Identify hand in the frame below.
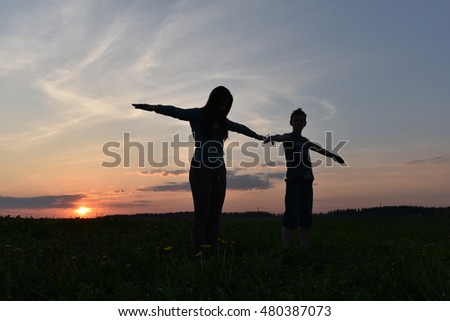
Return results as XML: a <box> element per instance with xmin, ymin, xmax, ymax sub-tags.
<box><xmin>132</xmin><ymin>103</ymin><xmax>159</xmax><ymax>111</ymax></box>
<box><xmin>256</xmin><ymin>134</ymin><xmax>265</xmax><ymax>141</ymax></box>
<box><xmin>263</xmin><ymin>136</ymin><xmax>272</xmax><ymax>144</ymax></box>
<box><xmin>333</xmin><ymin>155</ymin><xmax>345</xmax><ymax>165</ymax></box>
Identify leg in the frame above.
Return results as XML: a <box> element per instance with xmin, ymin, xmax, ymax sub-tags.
<box><xmin>282</xmin><ymin>180</ymin><xmax>300</xmax><ymax>249</ymax></box>
<box><xmin>299</xmin><ymin>228</ymin><xmax>309</xmax><ymax>249</ymax></box>
<box><xmin>298</xmin><ymin>181</ymin><xmax>313</xmax><ymax>249</ymax></box>
<box><xmin>282</xmin><ymin>226</ymin><xmax>295</xmax><ymax>249</ymax></box>
<box><xmin>189</xmin><ymin>165</ymin><xmax>212</xmax><ymax>255</ymax></box>
<box><xmin>206</xmin><ymin>165</ymin><xmax>226</xmax><ymax>255</ymax></box>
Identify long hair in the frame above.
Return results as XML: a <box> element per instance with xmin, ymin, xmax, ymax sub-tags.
<box><xmin>201</xmin><ymin>86</ymin><xmax>233</xmax><ymax>140</ymax></box>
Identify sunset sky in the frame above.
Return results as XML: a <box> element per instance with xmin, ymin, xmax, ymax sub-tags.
<box><xmin>1</xmin><ymin>0</ymin><xmax>449</xmax><ymax>218</ymax></box>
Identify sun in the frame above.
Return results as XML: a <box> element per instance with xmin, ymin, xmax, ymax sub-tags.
<box><xmin>75</xmin><ymin>207</ymin><xmax>91</xmax><ymax>216</ymax></box>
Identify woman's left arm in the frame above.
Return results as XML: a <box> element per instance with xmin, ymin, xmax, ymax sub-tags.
<box><xmin>226</xmin><ymin>119</ymin><xmax>264</xmax><ymax>140</ymax></box>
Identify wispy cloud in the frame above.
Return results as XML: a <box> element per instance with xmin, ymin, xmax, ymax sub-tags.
<box><xmin>106</xmin><ymin>200</ymin><xmax>153</xmax><ymax>209</ymax></box>
<box><xmin>0</xmin><ymin>2</ymin><xmax>131</xmax><ymax>146</ymax></box>
<box><xmin>317</xmin><ymin>98</ymin><xmax>338</xmax><ymax>120</ymax></box>
<box><xmin>139</xmin><ymin>169</ymin><xmax>189</xmax><ymax>176</ymax></box>
<box><xmin>403</xmin><ymin>155</ymin><xmax>450</xmax><ymax>166</ymax></box>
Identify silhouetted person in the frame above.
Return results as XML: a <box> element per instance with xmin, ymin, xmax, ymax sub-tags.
<box><xmin>133</xmin><ymin>86</ymin><xmax>264</xmax><ymax>257</ymax></box>
<box><xmin>265</xmin><ymin>108</ymin><xmax>345</xmax><ymax>249</ymax></box>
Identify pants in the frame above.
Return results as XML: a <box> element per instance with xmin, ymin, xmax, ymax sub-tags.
<box><xmin>283</xmin><ymin>179</ymin><xmax>313</xmax><ymax>229</ymax></box>
<box><xmin>189</xmin><ymin>162</ymin><xmax>226</xmax><ymax>255</ymax></box>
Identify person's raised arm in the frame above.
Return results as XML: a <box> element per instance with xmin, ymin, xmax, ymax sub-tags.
<box><xmin>310</xmin><ymin>142</ymin><xmax>345</xmax><ymax>164</ymax></box>
<box><xmin>132</xmin><ymin>103</ymin><xmax>197</xmax><ymax>121</ymax></box>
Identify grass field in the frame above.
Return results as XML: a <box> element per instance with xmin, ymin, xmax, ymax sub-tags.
<box><xmin>0</xmin><ymin>214</ymin><xmax>448</xmax><ymax>300</ymax></box>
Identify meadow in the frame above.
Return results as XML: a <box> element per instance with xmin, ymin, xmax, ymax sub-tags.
<box><xmin>0</xmin><ymin>213</ymin><xmax>448</xmax><ymax>300</ymax></box>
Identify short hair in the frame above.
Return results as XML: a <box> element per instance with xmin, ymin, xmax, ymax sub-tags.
<box><xmin>290</xmin><ymin>108</ymin><xmax>307</xmax><ymax>125</ymax></box>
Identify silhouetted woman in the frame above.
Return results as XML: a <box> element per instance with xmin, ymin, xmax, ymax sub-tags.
<box><xmin>133</xmin><ymin>86</ymin><xmax>264</xmax><ymax>257</ymax></box>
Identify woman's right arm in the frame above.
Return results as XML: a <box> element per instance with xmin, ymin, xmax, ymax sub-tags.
<box><xmin>132</xmin><ymin>104</ymin><xmax>198</xmax><ymax>121</ymax></box>
<box><xmin>132</xmin><ymin>103</ymin><xmax>160</xmax><ymax>112</ymax></box>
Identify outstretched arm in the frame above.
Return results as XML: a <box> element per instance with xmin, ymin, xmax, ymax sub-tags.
<box><xmin>227</xmin><ymin>119</ymin><xmax>264</xmax><ymax>140</ymax></box>
<box><xmin>263</xmin><ymin>133</ymin><xmax>291</xmax><ymax>144</ymax></box>
<box><xmin>132</xmin><ymin>104</ymin><xmax>197</xmax><ymax>121</ymax></box>
<box><xmin>310</xmin><ymin>142</ymin><xmax>345</xmax><ymax>164</ymax></box>
<box><xmin>132</xmin><ymin>104</ymin><xmax>162</xmax><ymax>112</ymax></box>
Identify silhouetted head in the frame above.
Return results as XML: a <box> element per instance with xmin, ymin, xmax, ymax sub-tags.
<box><xmin>204</xmin><ymin>86</ymin><xmax>233</xmax><ymax>117</ymax></box>
<box><xmin>201</xmin><ymin>86</ymin><xmax>233</xmax><ymax>140</ymax></box>
<box><xmin>290</xmin><ymin>108</ymin><xmax>307</xmax><ymax>133</ymax></box>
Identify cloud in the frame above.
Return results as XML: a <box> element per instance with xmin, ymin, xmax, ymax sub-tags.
<box><xmin>318</xmin><ymin>99</ymin><xmax>338</xmax><ymax>120</ymax></box>
<box><xmin>403</xmin><ymin>156</ymin><xmax>450</xmax><ymax>166</ymax></box>
<box><xmin>264</xmin><ymin>172</ymin><xmax>286</xmax><ymax>180</ymax></box>
<box><xmin>293</xmin><ymin>95</ymin><xmax>338</xmax><ymax>121</ymax></box>
<box><xmin>227</xmin><ymin>172</ymin><xmax>272</xmax><ymax>190</ymax></box>
<box><xmin>227</xmin><ymin>171</ymin><xmax>286</xmax><ymax>190</ymax></box>
<box><xmin>107</xmin><ymin>200</ymin><xmax>153</xmax><ymax>209</ymax></box>
<box><xmin>0</xmin><ymin>194</ymin><xmax>85</xmax><ymax>209</ymax></box>
<box><xmin>138</xmin><ymin>182</ymin><xmax>191</xmax><ymax>192</ymax></box>
<box><xmin>139</xmin><ymin>169</ymin><xmax>189</xmax><ymax>176</ymax></box>
<box><xmin>138</xmin><ymin>169</ymin><xmax>286</xmax><ymax>192</ymax></box>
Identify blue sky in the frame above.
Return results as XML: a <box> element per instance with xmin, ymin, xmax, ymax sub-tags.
<box><xmin>1</xmin><ymin>0</ymin><xmax>449</xmax><ymax>217</ymax></box>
